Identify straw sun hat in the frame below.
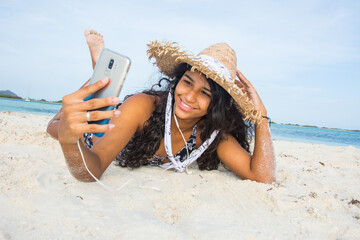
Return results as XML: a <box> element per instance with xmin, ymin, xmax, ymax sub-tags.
<box><xmin>147</xmin><ymin>40</ymin><xmax>262</xmax><ymax>124</ymax></box>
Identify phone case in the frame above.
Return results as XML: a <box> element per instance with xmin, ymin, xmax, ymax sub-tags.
<box><xmin>84</xmin><ymin>48</ymin><xmax>131</xmax><ymax>137</ymax></box>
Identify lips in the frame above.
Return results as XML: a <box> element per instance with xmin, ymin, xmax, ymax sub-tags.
<box><xmin>179</xmin><ymin>99</ymin><xmax>196</xmax><ymax>111</ymax></box>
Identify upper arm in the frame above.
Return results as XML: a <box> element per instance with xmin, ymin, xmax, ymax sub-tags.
<box><xmin>217</xmin><ymin>134</ymin><xmax>255</xmax><ymax>180</ymax></box>
<box><xmin>89</xmin><ymin>93</ymin><xmax>155</xmax><ymax>171</ymax></box>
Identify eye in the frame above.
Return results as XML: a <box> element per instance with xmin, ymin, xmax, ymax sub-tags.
<box><xmin>201</xmin><ymin>90</ymin><xmax>211</xmax><ymax>97</ymax></box>
<box><xmin>183</xmin><ymin>79</ymin><xmax>192</xmax><ymax>86</ymax></box>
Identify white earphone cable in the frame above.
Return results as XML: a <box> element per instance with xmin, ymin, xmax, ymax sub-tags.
<box><xmin>173</xmin><ymin>112</ymin><xmax>190</xmax><ymax>158</ymax></box>
<box><xmin>77</xmin><ymin>139</ymin><xmax>133</xmax><ymax>192</ymax></box>
<box><xmin>76</xmin><ymin>138</ymin><xmax>177</xmax><ymax>191</ymax></box>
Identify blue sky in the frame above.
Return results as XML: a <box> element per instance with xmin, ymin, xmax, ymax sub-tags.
<box><xmin>0</xmin><ymin>0</ymin><xmax>359</xmax><ymax>130</ymax></box>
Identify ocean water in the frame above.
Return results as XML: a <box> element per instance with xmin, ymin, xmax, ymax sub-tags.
<box><xmin>271</xmin><ymin>124</ymin><xmax>360</xmax><ymax>148</ymax></box>
<box><xmin>1</xmin><ymin>97</ymin><xmax>359</xmax><ymax>148</ymax></box>
<box><xmin>0</xmin><ymin>98</ymin><xmax>62</xmax><ymax>115</ymax></box>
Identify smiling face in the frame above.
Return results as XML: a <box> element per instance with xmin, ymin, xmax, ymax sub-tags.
<box><xmin>173</xmin><ymin>70</ymin><xmax>212</xmax><ymax>121</ymax></box>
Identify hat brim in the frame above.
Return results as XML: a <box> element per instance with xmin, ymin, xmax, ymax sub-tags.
<box><xmin>147</xmin><ymin>40</ymin><xmax>262</xmax><ymax>123</ymax></box>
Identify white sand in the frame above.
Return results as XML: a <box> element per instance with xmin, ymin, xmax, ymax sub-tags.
<box><xmin>0</xmin><ymin>111</ymin><xmax>359</xmax><ymax>240</ymax></box>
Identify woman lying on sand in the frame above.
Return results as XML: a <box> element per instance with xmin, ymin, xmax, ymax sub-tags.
<box><xmin>47</xmin><ymin>30</ymin><xmax>275</xmax><ymax>183</ymax></box>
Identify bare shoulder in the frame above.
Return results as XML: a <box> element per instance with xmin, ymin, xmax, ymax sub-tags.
<box><xmin>122</xmin><ymin>93</ymin><xmax>156</xmax><ymax>109</ymax></box>
<box><xmin>114</xmin><ymin>93</ymin><xmax>156</xmax><ymax>132</ymax></box>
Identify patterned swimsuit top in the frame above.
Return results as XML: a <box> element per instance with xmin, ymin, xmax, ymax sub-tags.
<box><xmin>148</xmin><ymin>124</ymin><xmax>197</xmax><ymax>166</ymax></box>
<box><xmin>83</xmin><ymin>124</ymin><xmax>198</xmax><ymax>166</ymax></box>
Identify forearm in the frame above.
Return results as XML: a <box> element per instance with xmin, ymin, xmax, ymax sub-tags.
<box><xmin>250</xmin><ymin>119</ymin><xmax>276</xmax><ymax>183</ymax></box>
<box><xmin>55</xmin><ymin>77</ymin><xmax>120</xmax><ymax>182</ymax></box>
<box><xmin>60</xmin><ymin>138</ymin><xmax>103</xmax><ymax>182</ymax></box>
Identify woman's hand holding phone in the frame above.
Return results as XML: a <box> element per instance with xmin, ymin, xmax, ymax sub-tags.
<box><xmin>58</xmin><ymin>78</ymin><xmax>120</xmax><ymax>145</ymax></box>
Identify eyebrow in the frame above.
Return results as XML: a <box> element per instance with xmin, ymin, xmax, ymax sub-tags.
<box><xmin>184</xmin><ymin>74</ymin><xmax>212</xmax><ymax>93</ymax></box>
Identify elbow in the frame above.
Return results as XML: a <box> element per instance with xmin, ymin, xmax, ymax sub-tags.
<box><xmin>70</xmin><ymin>171</ymin><xmax>97</xmax><ymax>182</ymax></box>
<box><xmin>76</xmin><ymin>176</ymin><xmax>97</xmax><ymax>182</ymax></box>
<box><xmin>256</xmin><ymin>174</ymin><xmax>276</xmax><ymax>184</ymax></box>
<box><xmin>46</xmin><ymin>124</ymin><xmax>53</xmax><ymax>136</ymax></box>
<box><xmin>260</xmin><ymin>176</ymin><xmax>276</xmax><ymax>184</ymax></box>
<box><xmin>68</xmin><ymin>166</ymin><xmax>101</xmax><ymax>182</ymax></box>
<box><xmin>46</xmin><ymin>121</ymin><xmax>58</xmax><ymax>140</ymax></box>
<box><xmin>241</xmin><ymin>172</ymin><xmax>276</xmax><ymax>184</ymax></box>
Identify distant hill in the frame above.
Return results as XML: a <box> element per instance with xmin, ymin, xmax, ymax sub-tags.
<box><xmin>0</xmin><ymin>90</ymin><xmax>22</xmax><ymax>99</ymax></box>
<box><xmin>0</xmin><ymin>90</ymin><xmax>19</xmax><ymax>97</ymax></box>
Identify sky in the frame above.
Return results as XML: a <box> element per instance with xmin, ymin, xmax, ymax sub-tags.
<box><xmin>0</xmin><ymin>0</ymin><xmax>359</xmax><ymax>130</ymax></box>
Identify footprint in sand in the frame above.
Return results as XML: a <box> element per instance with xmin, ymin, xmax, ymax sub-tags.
<box><xmin>37</xmin><ymin>171</ymin><xmax>69</xmax><ymax>192</ymax></box>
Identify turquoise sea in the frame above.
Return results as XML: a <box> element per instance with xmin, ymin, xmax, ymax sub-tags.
<box><xmin>270</xmin><ymin>124</ymin><xmax>360</xmax><ymax>148</ymax></box>
<box><xmin>0</xmin><ymin>97</ymin><xmax>62</xmax><ymax>115</ymax></box>
<box><xmin>1</xmin><ymin>98</ymin><xmax>359</xmax><ymax>148</ymax></box>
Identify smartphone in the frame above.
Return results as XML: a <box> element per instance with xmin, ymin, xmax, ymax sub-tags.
<box><xmin>85</xmin><ymin>48</ymin><xmax>131</xmax><ymax>137</ymax></box>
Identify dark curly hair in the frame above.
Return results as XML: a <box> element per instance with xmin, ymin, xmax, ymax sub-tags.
<box><xmin>115</xmin><ymin>63</ymin><xmax>252</xmax><ymax>170</ymax></box>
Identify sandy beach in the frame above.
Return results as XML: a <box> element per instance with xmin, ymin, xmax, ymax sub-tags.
<box><xmin>0</xmin><ymin>111</ymin><xmax>359</xmax><ymax>240</ymax></box>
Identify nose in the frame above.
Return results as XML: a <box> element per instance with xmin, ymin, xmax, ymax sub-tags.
<box><xmin>184</xmin><ymin>89</ymin><xmax>196</xmax><ymax>103</ymax></box>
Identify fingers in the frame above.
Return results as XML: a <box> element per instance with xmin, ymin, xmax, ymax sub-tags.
<box><xmin>83</xmin><ymin>109</ymin><xmax>120</xmax><ymax>134</ymax></box>
<box><xmin>62</xmin><ymin>78</ymin><xmax>111</xmax><ymax>106</ymax></box>
<box><xmin>63</xmin><ymin>78</ymin><xmax>117</xmax><ymax>111</ymax></box>
<box><xmin>236</xmin><ymin>70</ymin><xmax>247</xmax><ymax>81</ymax></box>
<box><xmin>86</xmin><ymin>123</ymin><xmax>115</xmax><ymax>134</ymax></box>
<box><xmin>236</xmin><ymin>70</ymin><xmax>253</xmax><ymax>88</ymax></box>
<box><xmin>76</xmin><ymin>78</ymin><xmax>111</xmax><ymax>99</ymax></box>
<box><xmin>78</xmin><ymin>96</ymin><xmax>120</xmax><ymax>111</ymax></box>
<box><xmin>62</xmin><ymin>109</ymin><xmax>119</xmax><ymax>136</ymax></box>
<box><xmin>234</xmin><ymin>79</ymin><xmax>246</xmax><ymax>90</ymax></box>
<box><xmin>71</xmin><ymin>122</ymin><xmax>115</xmax><ymax>135</ymax></box>
<box><xmin>85</xmin><ymin>109</ymin><xmax>121</xmax><ymax>122</ymax></box>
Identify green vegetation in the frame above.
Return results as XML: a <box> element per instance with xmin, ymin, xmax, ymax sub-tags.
<box><xmin>0</xmin><ymin>94</ymin><xmax>22</xmax><ymax>99</ymax></box>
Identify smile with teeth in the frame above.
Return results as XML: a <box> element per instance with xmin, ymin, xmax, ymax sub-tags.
<box><xmin>179</xmin><ymin>99</ymin><xmax>196</xmax><ymax>111</ymax></box>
